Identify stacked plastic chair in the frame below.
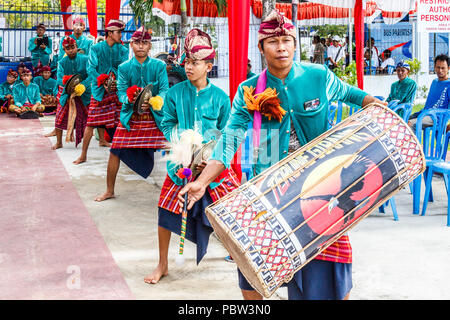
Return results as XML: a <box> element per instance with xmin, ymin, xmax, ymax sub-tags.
<box><xmin>417</xmin><ymin>110</ymin><xmax>450</xmax><ymax>225</ymax></box>
<box><xmin>412</xmin><ymin>109</ymin><xmax>450</xmax><ymax>215</ymax></box>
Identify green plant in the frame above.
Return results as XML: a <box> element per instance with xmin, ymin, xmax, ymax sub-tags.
<box><xmin>405</xmin><ymin>58</ymin><xmax>421</xmax><ymax>76</ymax></box>
<box><xmin>334</xmin><ymin>60</ymin><xmax>357</xmax><ymax>87</ymax></box>
<box><xmin>417</xmin><ymin>85</ymin><xmax>428</xmax><ymax>99</ymax></box>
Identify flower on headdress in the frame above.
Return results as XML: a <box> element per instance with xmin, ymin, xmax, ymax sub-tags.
<box><xmin>243</xmin><ymin>86</ymin><xmax>286</xmax><ymax>122</ymax></box>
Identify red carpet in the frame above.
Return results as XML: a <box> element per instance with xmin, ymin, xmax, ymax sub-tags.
<box><xmin>0</xmin><ymin>114</ymin><xmax>134</xmax><ymax>299</ymax></box>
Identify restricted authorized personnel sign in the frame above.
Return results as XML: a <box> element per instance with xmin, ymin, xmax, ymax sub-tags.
<box><xmin>418</xmin><ymin>0</ymin><xmax>450</xmax><ymax>32</ymax></box>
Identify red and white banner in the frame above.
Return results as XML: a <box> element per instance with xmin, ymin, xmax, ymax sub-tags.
<box><xmin>417</xmin><ymin>0</ymin><xmax>450</xmax><ymax>33</ymax></box>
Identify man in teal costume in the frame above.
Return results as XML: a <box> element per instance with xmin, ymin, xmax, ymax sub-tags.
<box><xmin>386</xmin><ymin>61</ymin><xmax>417</xmax><ymax>104</ymax></box>
<box><xmin>73</xmin><ymin>19</ymin><xmax>129</xmax><ymax>165</ymax></box>
<box><xmin>28</xmin><ymin>23</ymin><xmax>52</xmax><ymax>68</ymax></box>
<box><xmin>179</xmin><ymin>10</ymin><xmax>383</xmax><ymax>301</ymax></box>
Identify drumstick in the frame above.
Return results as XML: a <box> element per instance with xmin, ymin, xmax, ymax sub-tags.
<box><xmin>175</xmin><ymin>168</ymin><xmax>192</xmax><ymax>266</ymax></box>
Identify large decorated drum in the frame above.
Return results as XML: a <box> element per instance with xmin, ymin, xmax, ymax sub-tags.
<box><xmin>205</xmin><ymin>103</ymin><xmax>425</xmax><ymax>298</ymax></box>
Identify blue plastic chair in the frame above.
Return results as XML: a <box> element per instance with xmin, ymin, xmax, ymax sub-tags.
<box><xmin>412</xmin><ymin>109</ymin><xmax>450</xmax><ymax>214</ymax></box>
<box><xmin>328</xmin><ymin>101</ymin><xmax>343</xmax><ymax>129</ymax></box>
<box><xmin>241</xmin><ymin>122</ymin><xmax>254</xmax><ymax>181</ymax></box>
<box><xmin>387</xmin><ymin>65</ymin><xmax>395</xmax><ymax>75</ymax></box>
<box><xmin>421</xmin><ymin>132</ymin><xmax>450</xmax><ymax>226</ymax></box>
<box><xmin>374</xmin><ymin>96</ymin><xmax>385</xmax><ymax>101</ymax></box>
<box><xmin>377</xmin><ymin>102</ymin><xmax>413</xmax><ymax>220</ymax></box>
<box><xmin>364</xmin><ymin>66</ymin><xmax>377</xmax><ymax>75</ymax></box>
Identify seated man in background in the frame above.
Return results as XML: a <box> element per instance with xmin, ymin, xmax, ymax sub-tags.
<box><xmin>386</xmin><ymin>61</ymin><xmax>417</xmax><ymax>104</ymax></box>
<box><xmin>9</xmin><ymin>68</ymin><xmax>44</xmax><ymax>117</ymax></box>
<box><xmin>409</xmin><ymin>54</ymin><xmax>450</xmax><ymax>130</ymax></box>
<box><xmin>0</xmin><ymin>69</ymin><xmax>18</xmax><ymax>113</ymax></box>
<box><xmin>378</xmin><ymin>50</ymin><xmax>396</xmax><ymax>74</ymax></box>
<box><xmin>33</xmin><ymin>65</ymin><xmax>58</xmax><ymax>113</ymax></box>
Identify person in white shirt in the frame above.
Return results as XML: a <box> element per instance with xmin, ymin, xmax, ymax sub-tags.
<box><xmin>378</xmin><ymin>49</ymin><xmax>396</xmax><ymax>74</ymax></box>
<box><xmin>327</xmin><ymin>35</ymin><xmax>344</xmax><ymax>70</ymax></box>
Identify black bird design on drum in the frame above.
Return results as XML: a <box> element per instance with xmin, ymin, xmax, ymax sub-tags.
<box><xmin>299</xmin><ymin>154</ymin><xmax>382</xmax><ymax>235</ymax></box>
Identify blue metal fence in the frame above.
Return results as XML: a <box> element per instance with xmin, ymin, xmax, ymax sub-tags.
<box><xmin>0</xmin><ymin>4</ymin><xmax>135</xmax><ymax>62</ymax></box>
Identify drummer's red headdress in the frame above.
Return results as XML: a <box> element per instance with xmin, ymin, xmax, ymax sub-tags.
<box><xmin>258</xmin><ymin>9</ymin><xmax>296</xmax><ymax>43</ymax></box>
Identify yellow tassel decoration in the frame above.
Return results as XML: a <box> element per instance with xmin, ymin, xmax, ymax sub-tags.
<box><xmin>149</xmin><ymin>96</ymin><xmax>164</xmax><ymax>111</ymax></box>
<box><xmin>74</xmin><ymin>84</ymin><xmax>86</xmax><ymax>97</ymax></box>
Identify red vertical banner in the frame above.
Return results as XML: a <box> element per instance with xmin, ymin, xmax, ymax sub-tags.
<box><xmin>86</xmin><ymin>0</ymin><xmax>98</xmax><ymax>38</ymax></box>
<box><xmin>228</xmin><ymin>0</ymin><xmax>251</xmax><ymax>182</ymax></box>
<box><xmin>354</xmin><ymin>0</ymin><xmax>364</xmax><ymax>90</ymax></box>
<box><xmin>60</xmin><ymin>0</ymin><xmax>72</xmax><ymax>36</ymax></box>
<box><xmin>105</xmin><ymin>0</ymin><xmax>122</xmax><ymax>26</ymax></box>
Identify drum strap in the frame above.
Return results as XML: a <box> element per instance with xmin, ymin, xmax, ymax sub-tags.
<box><xmin>251</xmin><ymin>68</ymin><xmax>267</xmax><ymax>176</ymax></box>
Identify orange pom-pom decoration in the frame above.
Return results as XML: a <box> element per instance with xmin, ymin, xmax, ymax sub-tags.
<box><xmin>243</xmin><ymin>86</ymin><xmax>286</xmax><ymax>122</ymax></box>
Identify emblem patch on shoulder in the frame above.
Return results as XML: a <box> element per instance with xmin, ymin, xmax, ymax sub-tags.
<box><xmin>304</xmin><ymin>98</ymin><xmax>320</xmax><ymax>111</ymax></box>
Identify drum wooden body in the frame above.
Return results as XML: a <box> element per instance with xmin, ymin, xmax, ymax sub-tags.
<box><xmin>205</xmin><ymin>103</ymin><xmax>425</xmax><ymax>298</ymax></box>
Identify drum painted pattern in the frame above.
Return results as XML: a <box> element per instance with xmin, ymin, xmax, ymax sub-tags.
<box><xmin>205</xmin><ymin>104</ymin><xmax>425</xmax><ymax>298</ymax></box>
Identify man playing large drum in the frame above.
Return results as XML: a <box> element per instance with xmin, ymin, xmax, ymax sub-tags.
<box><xmin>179</xmin><ymin>10</ymin><xmax>383</xmax><ymax>300</ymax></box>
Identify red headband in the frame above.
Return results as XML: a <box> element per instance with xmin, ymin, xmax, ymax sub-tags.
<box><xmin>62</xmin><ymin>36</ymin><xmax>77</xmax><ymax>47</ymax></box>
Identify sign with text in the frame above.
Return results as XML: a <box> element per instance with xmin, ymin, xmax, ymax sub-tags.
<box><xmin>418</xmin><ymin>0</ymin><xmax>450</xmax><ymax>32</ymax></box>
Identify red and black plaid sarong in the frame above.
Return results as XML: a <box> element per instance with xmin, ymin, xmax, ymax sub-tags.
<box><xmin>111</xmin><ymin>110</ymin><xmax>167</xmax><ymax>149</ymax></box>
<box><xmin>158</xmin><ymin>168</ymin><xmax>240</xmax><ymax>214</ymax></box>
<box><xmin>86</xmin><ymin>91</ymin><xmax>121</xmax><ymax>128</ymax></box>
<box><xmin>54</xmin><ymin>86</ymin><xmax>88</xmax><ymax>147</ymax></box>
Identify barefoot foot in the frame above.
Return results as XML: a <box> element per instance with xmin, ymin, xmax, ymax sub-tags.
<box><xmin>144</xmin><ymin>263</ymin><xmax>168</xmax><ymax>284</ymax></box>
<box><xmin>73</xmin><ymin>157</ymin><xmax>86</xmax><ymax>165</ymax></box>
<box><xmin>44</xmin><ymin>129</ymin><xmax>56</xmax><ymax>137</ymax></box>
<box><xmin>99</xmin><ymin>141</ymin><xmax>111</xmax><ymax>147</ymax></box>
<box><xmin>51</xmin><ymin>143</ymin><xmax>63</xmax><ymax>150</ymax></box>
<box><xmin>94</xmin><ymin>192</ymin><xmax>115</xmax><ymax>202</ymax></box>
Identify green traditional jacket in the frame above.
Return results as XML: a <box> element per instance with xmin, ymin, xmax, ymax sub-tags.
<box><xmin>87</xmin><ymin>40</ymin><xmax>129</xmax><ymax>101</ymax></box>
<box><xmin>386</xmin><ymin>77</ymin><xmax>417</xmax><ymax>104</ymax></box>
<box><xmin>210</xmin><ymin>62</ymin><xmax>369</xmax><ymax>176</ymax></box>
<box><xmin>0</xmin><ymin>82</ymin><xmax>14</xmax><ymax>99</ymax></box>
<box><xmin>57</xmin><ymin>54</ymin><xmax>91</xmax><ymax>107</ymax></box>
<box><xmin>58</xmin><ymin>34</ymin><xmax>94</xmax><ymax>60</ymax></box>
<box><xmin>12</xmin><ymin>82</ymin><xmax>41</xmax><ymax>107</ymax></box>
<box><xmin>33</xmin><ymin>76</ymin><xmax>57</xmax><ymax>96</ymax></box>
<box><xmin>28</xmin><ymin>36</ymin><xmax>53</xmax><ymax>67</ymax></box>
<box><xmin>117</xmin><ymin>56</ymin><xmax>169</xmax><ymax>131</ymax></box>
<box><xmin>161</xmin><ymin>79</ymin><xmax>231</xmax><ymax>186</ymax></box>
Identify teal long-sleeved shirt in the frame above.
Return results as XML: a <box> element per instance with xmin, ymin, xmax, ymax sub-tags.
<box><xmin>87</xmin><ymin>40</ymin><xmax>129</xmax><ymax>102</ymax></box>
<box><xmin>210</xmin><ymin>62</ymin><xmax>369</xmax><ymax>176</ymax></box>
<box><xmin>161</xmin><ymin>79</ymin><xmax>232</xmax><ymax>186</ymax></box>
<box><xmin>386</xmin><ymin>77</ymin><xmax>417</xmax><ymax>104</ymax></box>
<box><xmin>33</xmin><ymin>76</ymin><xmax>57</xmax><ymax>97</ymax></box>
<box><xmin>58</xmin><ymin>33</ymin><xmax>94</xmax><ymax>61</ymax></box>
<box><xmin>28</xmin><ymin>36</ymin><xmax>53</xmax><ymax>67</ymax></box>
<box><xmin>117</xmin><ymin>56</ymin><xmax>169</xmax><ymax>131</ymax></box>
<box><xmin>56</xmin><ymin>53</ymin><xmax>91</xmax><ymax>107</ymax></box>
<box><xmin>0</xmin><ymin>82</ymin><xmax>14</xmax><ymax>99</ymax></box>
<box><xmin>12</xmin><ymin>82</ymin><xmax>41</xmax><ymax>107</ymax></box>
